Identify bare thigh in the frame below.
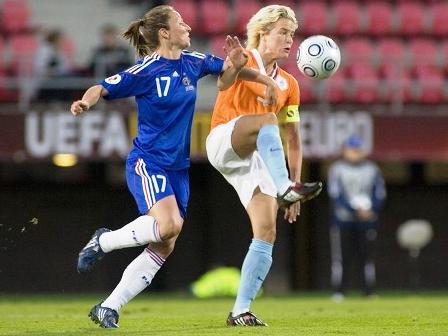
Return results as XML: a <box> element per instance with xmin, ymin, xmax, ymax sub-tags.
<box><xmin>231</xmin><ymin>112</ymin><xmax>278</xmax><ymax>158</ymax></box>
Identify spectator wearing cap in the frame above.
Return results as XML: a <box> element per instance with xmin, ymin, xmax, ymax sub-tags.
<box><xmin>327</xmin><ymin>134</ymin><xmax>386</xmax><ymax>300</ymax></box>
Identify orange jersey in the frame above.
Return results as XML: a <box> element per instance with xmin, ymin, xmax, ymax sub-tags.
<box><xmin>211</xmin><ymin>49</ymin><xmax>300</xmax><ymax>129</ymax></box>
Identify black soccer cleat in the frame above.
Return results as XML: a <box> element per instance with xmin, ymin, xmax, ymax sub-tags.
<box><xmin>89</xmin><ymin>303</ymin><xmax>119</xmax><ymax>328</ymax></box>
<box><xmin>226</xmin><ymin>311</ymin><xmax>268</xmax><ymax>327</ymax></box>
<box><xmin>77</xmin><ymin>228</ymin><xmax>110</xmax><ymax>273</ymax></box>
<box><xmin>278</xmin><ymin>181</ymin><xmax>323</xmax><ymax>208</ymax></box>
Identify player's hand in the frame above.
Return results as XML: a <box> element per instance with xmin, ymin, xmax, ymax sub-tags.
<box><xmin>284</xmin><ymin>201</ymin><xmax>301</xmax><ymax>223</ymax></box>
<box><xmin>70</xmin><ymin>100</ymin><xmax>90</xmax><ymax>116</ymax></box>
<box><xmin>261</xmin><ymin>79</ymin><xmax>278</xmax><ymax>106</ymax></box>
<box><xmin>224</xmin><ymin>35</ymin><xmax>248</xmax><ymax>71</ymax></box>
<box><xmin>357</xmin><ymin>209</ymin><xmax>374</xmax><ymax>221</ymax></box>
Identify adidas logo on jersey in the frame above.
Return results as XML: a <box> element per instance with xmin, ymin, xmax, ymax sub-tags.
<box><xmin>172</xmin><ymin>71</ymin><xmax>180</xmax><ymax>77</ymax></box>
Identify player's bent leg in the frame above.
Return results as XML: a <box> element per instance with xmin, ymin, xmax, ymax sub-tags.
<box><xmin>77</xmin><ymin>228</ymin><xmax>111</xmax><ymax>274</ymax></box>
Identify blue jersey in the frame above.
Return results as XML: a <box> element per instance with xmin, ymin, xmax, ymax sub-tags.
<box><xmin>101</xmin><ymin>50</ymin><xmax>224</xmax><ymax>170</ymax></box>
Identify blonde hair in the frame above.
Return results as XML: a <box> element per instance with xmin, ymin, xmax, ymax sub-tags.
<box><xmin>246</xmin><ymin>5</ymin><xmax>298</xmax><ymax>50</ymax></box>
<box><xmin>123</xmin><ymin>5</ymin><xmax>174</xmax><ymax>58</ymax></box>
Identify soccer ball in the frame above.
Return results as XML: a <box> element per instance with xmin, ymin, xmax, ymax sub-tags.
<box><xmin>296</xmin><ymin>35</ymin><xmax>341</xmax><ymax>80</ymax></box>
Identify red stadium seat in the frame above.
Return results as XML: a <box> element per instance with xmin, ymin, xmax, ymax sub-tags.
<box><xmin>396</xmin><ymin>2</ymin><xmax>426</xmax><ymax>35</ymax></box>
<box><xmin>428</xmin><ymin>3</ymin><xmax>448</xmax><ymax>37</ymax></box>
<box><xmin>349</xmin><ymin>63</ymin><xmax>380</xmax><ymax>104</ymax></box>
<box><xmin>377</xmin><ymin>38</ymin><xmax>408</xmax><ymax>72</ymax></box>
<box><xmin>408</xmin><ymin>38</ymin><xmax>439</xmax><ymax>74</ymax></box>
<box><xmin>9</xmin><ymin>33</ymin><xmax>38</xmax><ymax>75</ymax></box>
<box><xmin>0</xmin><ymin>0</ymin><xmax>31</xmax><ymax>35</ymax></box>
<box><xmin>365</xmin><ymin>2</ymin><xmax>394</xmax><ymax>36</ymax></box>
<box><xmin>333</xmin><ymin>1</ymin><xmax>362</xmax><ymax>35</ymax></box>
<box><xmin>299</xmin><ymin>2</ymin><xmax>328</xmax><ymax>35</ymax></box>
<box><xmin>382</xmin><ymin>67</ymin><xmax>414</xmax><ymax>104</ymax></box>
<box><xmin>233</xmin><ymin>0</ymin><xmax>262</xmax><ymax>34</ymax></box>
<box><xmin>199</xmin><ymin>0</ymin><xmax>230</xmax><ymax>36</ymax></box>
<box><xmin>343</xmin><ymin>38</ymin><xmax>375</xmax><ymax>68</ymax></box>
<box><xmin>208</xmin><ymin>35</ymin><xmax>226</xmax><ymax>58</ymax></box>
<box><xmin>415</xmin><ymin>70</ymin><xmax>444</xmax><ymax>104</ymax></box>
<box><xmin>263</xmin><ymin>0</ymin><xmax>296</xmax><ymax>9</ymax></box>
<box><xmin>322</xmin><ymin>68</ymin><xmax>348</xmax><ymax>104</ymax></box>
<box><xmin>169</xmin><ymin>0</ymin><xmax>198</xmax><ymax>31</ymax></box>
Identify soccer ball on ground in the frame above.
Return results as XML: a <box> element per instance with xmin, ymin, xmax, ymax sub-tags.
<box><xmin>296</xmin><ymin>35</ymin><xmax>341</xmax><ymax>80</ymax></box>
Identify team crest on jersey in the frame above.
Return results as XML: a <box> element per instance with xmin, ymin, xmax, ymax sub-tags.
<box><xmin>182</xmin><ymin>74</ymin><xmax>194</xmax><ymax>92</ymax></box>
<box><xmin>105</xmin><ymin>74</ymin><xmax>122</xmax><ymax>85</ymax></box>
<box><xmin>276</xmin><ymin>75</ymin><xmax>288</xmax><ymax>91</ymax></box>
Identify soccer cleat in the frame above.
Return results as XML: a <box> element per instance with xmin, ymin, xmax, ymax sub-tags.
<box><xmin>77</xmin><ymin>228</ymin><xmax>110</xmax><ymax>273</ymax></box>
<box><xmin>278</xmin><ymin>181</ymin><xmax>323</xmax><ymax>208</ymax></box>
<box><xmin>226</xmin><ymin>311</ymin><xmax>268</xmax><ymax>327</ymax></box>
<box><xmin>89</xmin><ymin>303</ymin><xmax>119</xmax><ymax>328</ymax></box>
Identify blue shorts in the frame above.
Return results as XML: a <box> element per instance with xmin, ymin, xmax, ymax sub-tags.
<box><xmin>126</xmin><ymin>156</ymin><xmax>190</xmax><ymax>218</ymax></box>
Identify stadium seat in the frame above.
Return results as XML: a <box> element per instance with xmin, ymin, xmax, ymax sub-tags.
<box><xmin>382</xmin><ymin>67</ymin><xmax>414</xmax><ymax>104</ymax></box>
<box><xmin>299</xmin><ymin>2</ymin><xmax>328</xmax><ymax>35</ymax></box>
<box><xmin>408</xmin><ymin>38</ymin><xmax>439</xmax><ymax>73</ymax></box>
<box><xmin>0</xmin><ymin>0</ymin><xmax>31</xmax><ymax>35</ymax></box>
<box><xmin>233</xmin><ymin>0</ymin><xmax>262</xmax><ymax>34</ymax></box>
<box><xmin>396</xmin><ymin>2</ymin><xmax>427</xmax><ymax>36</ymax></box>
<box><xmin>9</xmin><ymin>34</ymin><xmax>38</xmax><ymax>75</ymax></box>
<box><xmin>365</xmin><ymin>2</ymin><xmax>394</xmax><ymax>36</ymax></box>
<box><xmin>169</xmin><ymin>0</ymin><xmax>198</xmax><ymax>31</ymax></box>
<box><xmin>199</xmin><ymin>0</ymin><xmax>230</xmax><ymax>36</ymax></box>
<box><xmin>415</xmin><ymin>70</ymin><xmax>444</xmax><ymax>104</ymax></box>
<box><xmin>349</xmin><ymin>63</ymin><xmax>380</xmax><ymax>104</ymax></box>
<box><xmin>343</xmin><ymin>38</ymin><xmax>375</xmax><ymax>68</ymax></box>
<box><xmin>428</xmin><ymin>3</ymin><xmax>448</xmax><ymax>37</ymax></box>
<box><xmin>208</xmin><ymin>35</ymin><xmax>226</xmax><ymax>58</ymax></box>
<box><xmin>332</xmin><ymin>1</ymin><xmax>362</xmax><ymax>35</ymax></box>
<box><xmin>377</xmin><ymin>38</ymin><xmax>408</xmax><ymax>72</ymax></box>
<box><xmin>322</xmin><ymin>68</ymin><xmax>348</xmax><ymax>104</ymax></box>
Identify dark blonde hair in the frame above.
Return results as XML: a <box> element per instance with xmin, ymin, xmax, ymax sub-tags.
<box><xmin>123</xmin><ymin>5</ymin><xmax>174</xmax><ymax>58</ymax></box>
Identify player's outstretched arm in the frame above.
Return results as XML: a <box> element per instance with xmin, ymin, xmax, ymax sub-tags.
<box><xmin>217</xmin><ymin>36</ymin><xmax>248</xmax><ymax>90</ymax></box>
<box><xmin>70</xmin><ymin>84</ymin><xmax>109</xmax><ymax>116</ymax></box>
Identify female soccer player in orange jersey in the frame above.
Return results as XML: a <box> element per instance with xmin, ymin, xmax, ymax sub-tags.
<box><xmin>206</xmin><ymin>5</ymin><xmax>323</xmax><ymax>326</ymax></box>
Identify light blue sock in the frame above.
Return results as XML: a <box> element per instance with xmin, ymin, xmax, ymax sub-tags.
<box><xmin>256</xmin><ymin>124</ymin><xmax>291</xmax><ymax>195</ymax></box>
<box><xmin>232</xmin><ymin>239</ymin><xmax>273</xmax><ymax>316</ymax></box>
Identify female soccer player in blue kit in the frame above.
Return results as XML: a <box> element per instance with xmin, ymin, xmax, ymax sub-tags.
<box><xmin>70</xmin><ymin>5</ymin><xmax>279</xmax><ymax>329</ymax></box>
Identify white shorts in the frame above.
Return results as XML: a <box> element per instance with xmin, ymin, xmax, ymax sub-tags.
<box><xmin>206</xmin><ymin>117</ymin><xmax>277</xmax><ymax>208</ymax></box>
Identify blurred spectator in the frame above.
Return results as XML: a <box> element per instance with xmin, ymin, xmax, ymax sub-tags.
<box><xmin>19</xmin><ymin>29</ymin><xmax>74</xmax><ymax>109</ymax></box>
<box><xmin>88</xmin><ymin>24</ymin><xmax>133</xmax><ymax>78</ymax></box>
<box><xmin>327</xmin><ymin>135</ymin><xmax>386</xmax><ymax>300</ymax></box>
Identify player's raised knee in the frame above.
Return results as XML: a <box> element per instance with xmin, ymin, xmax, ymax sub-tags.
<box><xmin>159</xmin><ymin>216</ymin><xmax>183</xmax><ymax>240</ymax></box>
<box><xmin>261</xmin><ymin>112</ymin><xmax>278</xmax><ymax>126</ymax></box>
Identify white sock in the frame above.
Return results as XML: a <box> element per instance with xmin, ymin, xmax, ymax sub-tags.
<box><xmin>101</xmin><ymin>248</ymin><xmax>165</xmax><ymax>311</ymax></box>
<box><xmin>99</xmin><ymin>215</ymin><xmax>161</xmax><ymax>253</ymax></box>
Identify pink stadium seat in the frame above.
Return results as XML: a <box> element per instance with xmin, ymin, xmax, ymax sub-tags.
<box><xmin>343</xmin><ymin>38</ymin><xmax>375</xmax><ymax>67</ymax></box>
<box><xmin>209</xmin><ymin>35</ymin><xmax>226</xmax><ymax>58</ymax></box>
<box><xmin>396</xmin><ymin>2</ymin><xmax>426</xmax><ymax>35</ymax></box>
<box><xmin>349</xmin><ymin>63</ymin><xmax>380</xmax><ymax>104</ymax></box>
<box><xmin>233</xmin><ymin>0</ymin><xmax>262</xmax><ymax>34</ymax></box>
<box><xmin>382</xmin><ymin>67</ymin><xmax>414</xmax><ymax>104</ymax></box>
<box><xmin>365</xmin><ymin>2</ymin><xmax>394</xmax><ymax>36</ymax></box>
<box><xmin>299</xmin><ymin>2</ymin><xmax>328</xmax><ymax>35</ymax></box>
<box><xmin>333</xmin><ymin>1</ymin><xmax>362</xmax><ymax>35</ymax></box>
<box><xmin>169</xmin><ymin>0</ymin><xmax>198</xmax><ymax>31</ymax></box>
<box><xmin>408</xmin><ymin>38</ymin><xmax>439</xmax><ymax>74</ymax></box>
<box><xmin>416</xmin><ymin>70</ymin><xmax>444</xmax><ymax>104</ymax></box>
<box><xmin>0</xmin><ymin>0</ymin><xmax>31</xmax><ymax>34</ymax></box>
<box><xmin>377</xmin><ymin>38</ymin><xmax>408</xmax><ymax>72</ymax></box>
<box><xmin>199</xmin><ymin>0</ymin><xmax>230</xmax><ymax>36</ymax></box>
<box><xmin>9</xmin><ymin>34</ymin><xmax>38</xmax><ymax>75</ymax></box>
<box><xmin>322</xmin><ymin>68</ymin><xmax>348</xmax><ymax>104</ymax></box>
<box><xmin>428</xmin><ymin>3</ymin><xmax>448</xmax><ymax>37</ymax></box>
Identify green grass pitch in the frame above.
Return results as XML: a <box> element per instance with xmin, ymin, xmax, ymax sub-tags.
<box><xmin>0</xmin><ymin>293</ymin><xmax>447</xmax><ymax>335</ymax></box>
